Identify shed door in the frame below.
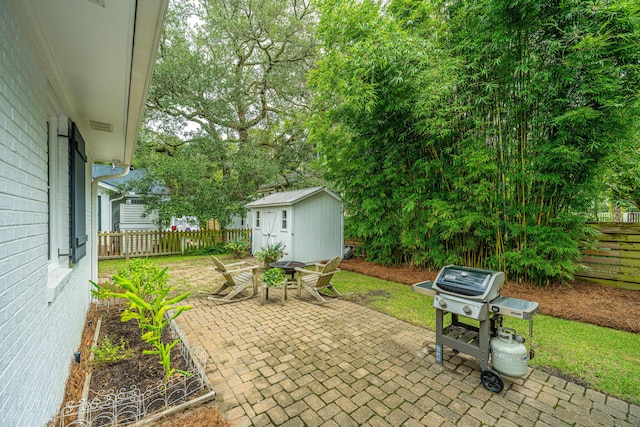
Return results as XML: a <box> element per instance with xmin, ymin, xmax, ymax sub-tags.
<box><xmin>262</xmin><ymin>211</ymin><xmax>278</xmax><ymax>245</ymax></box>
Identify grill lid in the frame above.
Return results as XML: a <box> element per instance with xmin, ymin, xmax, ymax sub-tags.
<box><xmin>432</xmin><ymin>265</ymin><xmax>504</xmax><ymax>302</ymax></box>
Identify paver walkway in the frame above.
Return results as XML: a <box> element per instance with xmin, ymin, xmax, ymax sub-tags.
<box><xmin>176</xmin><ymin>290</ymin><xmax>640</xmax><ymax>427</ymax></box>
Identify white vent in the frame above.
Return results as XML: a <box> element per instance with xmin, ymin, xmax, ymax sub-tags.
<box><xmin>89</xmin><ymin>120</ymin><xmax>113</xmax><ymax>132</ymax></box>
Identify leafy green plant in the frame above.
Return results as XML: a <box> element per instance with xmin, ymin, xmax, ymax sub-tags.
<box><xmin>92</xmin><ymin>336</ymin><xmax>133</xmax><ymax>367</ymax></box>
<box><xmin>262</xmin><ymin>268</ymin><xmax>287</xmax><ymax>288</ymax></box>
<box><xmin>91</xmin><ymin>261</ymin><xmax>192</xmax><ymax>382</ymax></box>
<box><xmin>225</xmin><ymin>239</ymin><xmax>251</xmax><ymax>258</ymax></box>
<box><xmin>118</xmin><ymin>259</ymin><xmax>169</xmax><ymax>290</ymax></box>
<box><xmin>92</xmin><ymin>259</ymin><xmax>167</xmax><ymax>303</ymax></box>
<box><xmin>116</xmin><ymin>277</ymin><xmax>192</xmax><ymax>382</ymax></box>
<box><xmin>255</xmin><ymin>241</ymin><xmax>287</xmax><ymax>265</ymax></box>
<box><xmin>184</xmin><ymin>244</ymin><xmax>227</xmax><ymax>256</ymax></box>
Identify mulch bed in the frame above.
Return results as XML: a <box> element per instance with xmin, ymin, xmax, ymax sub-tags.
<box><xmin>340</xmin><ymin>257</ymin><xmax>640</xmax><ymax>334</ymax></box>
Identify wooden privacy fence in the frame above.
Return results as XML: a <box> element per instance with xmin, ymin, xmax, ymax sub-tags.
<box><xmin>577</xmin><ymin>223</ymin><xmax>640</xmax><ymax>290</ymax></box>
<box><xmin>97</xmin><ymin>229</ymin><xmax>251</xmax><ymax>260</ymax></box>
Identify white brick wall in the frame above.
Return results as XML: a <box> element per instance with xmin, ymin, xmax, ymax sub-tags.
<box><xmin>0</xmin><ymin>2</ymin><xmax>92</xmax><ymax>425</ymax></box>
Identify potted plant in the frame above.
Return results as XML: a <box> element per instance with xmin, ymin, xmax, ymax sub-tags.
<box><xmin>255</xmin><ymin>241</ymin><xmax>287</xmax><ymax>268</ymax></box>
<box><xmin>262</xmin><ymin>268</ymin><xmax>287</xmax><ymax>288</ymax></box>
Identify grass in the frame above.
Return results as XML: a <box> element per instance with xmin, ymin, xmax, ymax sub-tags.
<box><xmin>98</xmin><ymin>256</ymin><xmax>640</xmax><ymax>406</ymax></box>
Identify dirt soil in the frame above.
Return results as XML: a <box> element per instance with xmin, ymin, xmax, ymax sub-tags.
<box><xmin>340</xmin><ymin>257</ymin><xmax>640</xmax><ymax>334</ymax></box>
<box><xmin>88</xmin><ymin>305</ymin><xmax>190</xmax><ymax>399</ymax></box>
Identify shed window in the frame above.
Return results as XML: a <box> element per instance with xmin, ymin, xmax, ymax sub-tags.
<box><xmin>282</xmin><ymin>210</ymin><xmax>287</xmax><ymax>229</ymax></box>
<box><xmin>256</xmin><ymin>211</ymin><xmax>260</xmax><ymax>228</ymax></box>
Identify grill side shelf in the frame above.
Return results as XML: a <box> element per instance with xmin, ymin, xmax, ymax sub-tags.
<box><xmin>411</xmin><ymin>280</ymin><xmax>435</xmax><ymax>297</ymax></box>
<box><xmin>489</xmin><ymin>296</ymin><xmax>539</xmax><ymax>320</ymax></box>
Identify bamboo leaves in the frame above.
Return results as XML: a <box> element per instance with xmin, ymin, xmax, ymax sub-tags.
<box><xmin>311</xmin><ymin>0</ymin><xmax>640</xmax><ymax>284</ymax></box>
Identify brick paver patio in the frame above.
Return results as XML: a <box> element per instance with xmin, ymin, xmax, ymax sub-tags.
<box><xmin>176</xmin><ymin>290</ymin><xmax>640</xmax><ymax>426</ymax></box>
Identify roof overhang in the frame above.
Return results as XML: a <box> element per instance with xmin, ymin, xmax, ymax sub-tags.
<box><xmin>13</xmin><ymin>0</ymin><xmax>168</xmax><ymax>165</ymax></box>
<box><xmin>246</xmin><ymin>187</ymin><xmax>342</xmax><ymax>208</ymax></box>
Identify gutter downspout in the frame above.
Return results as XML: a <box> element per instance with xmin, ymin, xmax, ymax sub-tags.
<box><xmin>90</xmin><ymin>165</ymin><xmax>131</xmax><ymax>282</ymax></box>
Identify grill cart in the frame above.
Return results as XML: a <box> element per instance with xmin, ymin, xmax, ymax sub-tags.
<box><xmin>413</xmin><ymin>265</ymin><xmax>538</xmax><ymax>393</ymax></box>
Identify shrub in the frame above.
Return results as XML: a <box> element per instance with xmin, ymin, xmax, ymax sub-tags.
<box><xmin>225</xmin><ymin>239</ymin><xmax>251</xmax><ymax>258</ymax></box>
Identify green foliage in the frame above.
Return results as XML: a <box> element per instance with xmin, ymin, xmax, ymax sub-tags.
<box><xmin>91</xmin><ymin>261</ymin><xmax>192</xmax><ymax>382</ymax></box>
<box><xmin>92</xmin><ymin>336</ymin><xmax>133</xmax><ymax>367</ymax></box>
<box><xmin>117</xmin><ymin>258</ymin><xmax>169</xmax><ymax>294</ymax></box>
<box><xmin>254</xmin><ymin>241</ymin><xmax>287</xmax><ymax>265</ymax></box>
<box><xmin>134</xmin><ymin>0</ymin><xmax>324</xmax><ymax>226</ymax></box>
<box><xmin>183</xmin><ymin>244</ymin><xmax>228</xmax><ymax>256</ymax></box>
<box><xmin>262</xmin><ymin>268</ymin><xmax>287</xmax><ymax>288</ymax></box>
<box><xmin>225</xmin><ymin>239</ymin><xmax>251</xmax><ymax>258</ymax></box>
<box><xmin>601</xmin><ymin>126</ymin><xmax>640</xmax><ymax>211</ymax></box>
<box><xmin>91</xmin><ymin>259</ymin><xmax>168</xmax><ymax>305</ymax></box>
<box><xmin>311</xmin><ymin>0</ymin><xmax>640</xmax><ymax>285</ymax></box>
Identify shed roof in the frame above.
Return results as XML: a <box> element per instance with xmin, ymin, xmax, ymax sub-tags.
<box><xmin>246</xmin><ymin>187</ymin><xmax>341</xmax><ymax>208</ymax></box>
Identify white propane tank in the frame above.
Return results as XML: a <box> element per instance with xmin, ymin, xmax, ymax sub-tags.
<box><xmin>491</xmin><ymin>327</ymin><xmax>529</xmax><ymax>378</ymax></box>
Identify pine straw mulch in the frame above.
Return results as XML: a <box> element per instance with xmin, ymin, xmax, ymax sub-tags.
<box><xmin>339</xmin><ymin>257</ymin><xmax>640</xmax><ymax>334</ymax></box>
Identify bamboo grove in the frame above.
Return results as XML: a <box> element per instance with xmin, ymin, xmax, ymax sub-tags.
<box><xmin>309</xmin><ymin>0</ymin><xmax>640</xmax><ymax>285</ymax></box>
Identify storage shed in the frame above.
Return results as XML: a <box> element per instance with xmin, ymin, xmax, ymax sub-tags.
<box><xmin>246</xmin><ymin>187</ymin><xmax>344</xmax><ymax>263</ymax></box>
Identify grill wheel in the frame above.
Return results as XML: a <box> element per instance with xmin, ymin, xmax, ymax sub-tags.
<box><xmin>481</xmin><ymin>370</ymin><xmax>504</xmax><ymax>393</ymax></box>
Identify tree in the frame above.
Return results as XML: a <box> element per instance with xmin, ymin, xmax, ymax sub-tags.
<box><xmin>603</xmin><ymin>126</ymin><xmax>640</xmax><ymax>212</ymax></box>
<box><xmin>310</xmin><ymin>0</ymin><xmax>640</xmax><ymax>284</ymax></box>
<box><xmin>310</xmin><ymin>0</ymin><xmax>462</xmax><ymax>264</ymax></box>
<box><xmin>135</xmin><ymin>0</ymin><xmax>322</xmax><ymax>226</ymax></box>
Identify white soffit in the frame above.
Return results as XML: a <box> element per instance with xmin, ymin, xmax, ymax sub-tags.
<box><xmin>15</xmin><ymin>0</ymin><xmax>167</xmax><ymax>164</ymax></box>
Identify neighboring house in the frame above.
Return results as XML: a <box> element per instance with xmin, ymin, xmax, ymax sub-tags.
<box><xmin>94</xmin><ymin>165</ymin><xmax>201</xmax><ymax>232</ymax></box>
<box><xmin>227</xmin><ymin>212</ymin><xmax>253</xmax><ymax>230</ymax></box>
<box><xmin>246</xmin><ymin>187</ymin><xmax>344</xmax><ymax>263</ymax></box>
<box><xmin>0</xmin><ymin>1</ymin><xmax>167</xmax><ymax>425</ymax></box>
<box><xmin>94</xmin><ymin>164</ymin><xmax>159</xmax><ymax>232</ymax></box>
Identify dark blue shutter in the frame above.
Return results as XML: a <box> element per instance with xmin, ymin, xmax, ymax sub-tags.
<box><xmin>70</xmin><ymin>121</ymin><xmax>87</xmax><ymax>263</ymax></box>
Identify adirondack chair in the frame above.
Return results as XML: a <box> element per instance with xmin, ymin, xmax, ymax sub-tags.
<box><xmin>295</xmin><ymin>256</ymin><xmax>343</xmax><ymax>303</ymax></box>
<box><xmin>208</xmin><ymin>256</ymin><xmax>258</xmax><ymax>303</ymax></box>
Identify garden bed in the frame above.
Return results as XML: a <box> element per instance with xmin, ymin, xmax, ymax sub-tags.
<box><xmin>52</xmin><ymin>302</ymin><xmax>215</xmax><ymax>427</ymax></box>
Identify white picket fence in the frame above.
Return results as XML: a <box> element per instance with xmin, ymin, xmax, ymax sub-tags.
<box><xmin>597</xmin><ymin>212</ymin><xmax>640</xmax><ymax>223</ymax></box>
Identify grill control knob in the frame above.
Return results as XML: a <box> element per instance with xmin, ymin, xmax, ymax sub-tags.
<box><xmin>463</xmin><ymin>305</ymin><xmax>472</xmax><ymax>314</ymax></box>
<box><xmin>438</xmin><ymin>298</ymin><xmax>447</xmax><ymax>308</ymax></box>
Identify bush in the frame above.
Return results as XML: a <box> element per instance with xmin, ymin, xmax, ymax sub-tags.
<box><xmin>184</xmin><ymin>244</ymin><xmax>228</xmax><ymax>256</ymax></box>
<box><xmin>225</xmin><ymin>239</ymin><xmax>251</xmax><ymax>258</ymax></box>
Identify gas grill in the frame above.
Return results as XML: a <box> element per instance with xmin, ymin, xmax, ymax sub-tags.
<box><xmin>413</xmin><ymin>265</ymin><xmax>538</xmax><ymax>392</ymax></box>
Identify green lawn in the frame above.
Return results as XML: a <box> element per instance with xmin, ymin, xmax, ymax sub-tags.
<box><xmin>99</xmin><ymin>256</ymin><xmax>640</xmax><ymax>405</ymax></box>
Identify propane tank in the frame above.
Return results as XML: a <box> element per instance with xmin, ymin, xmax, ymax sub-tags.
<box><xmin>490</xmin><ymin>327</ymin><xmax>529</xmax><ymax>378</ymax></box>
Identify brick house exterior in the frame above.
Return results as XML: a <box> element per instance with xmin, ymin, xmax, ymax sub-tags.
<box><xmin>0</xmin><ymin>1</ymin><xmax>167</xmax><ymax>425</ymax></box>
